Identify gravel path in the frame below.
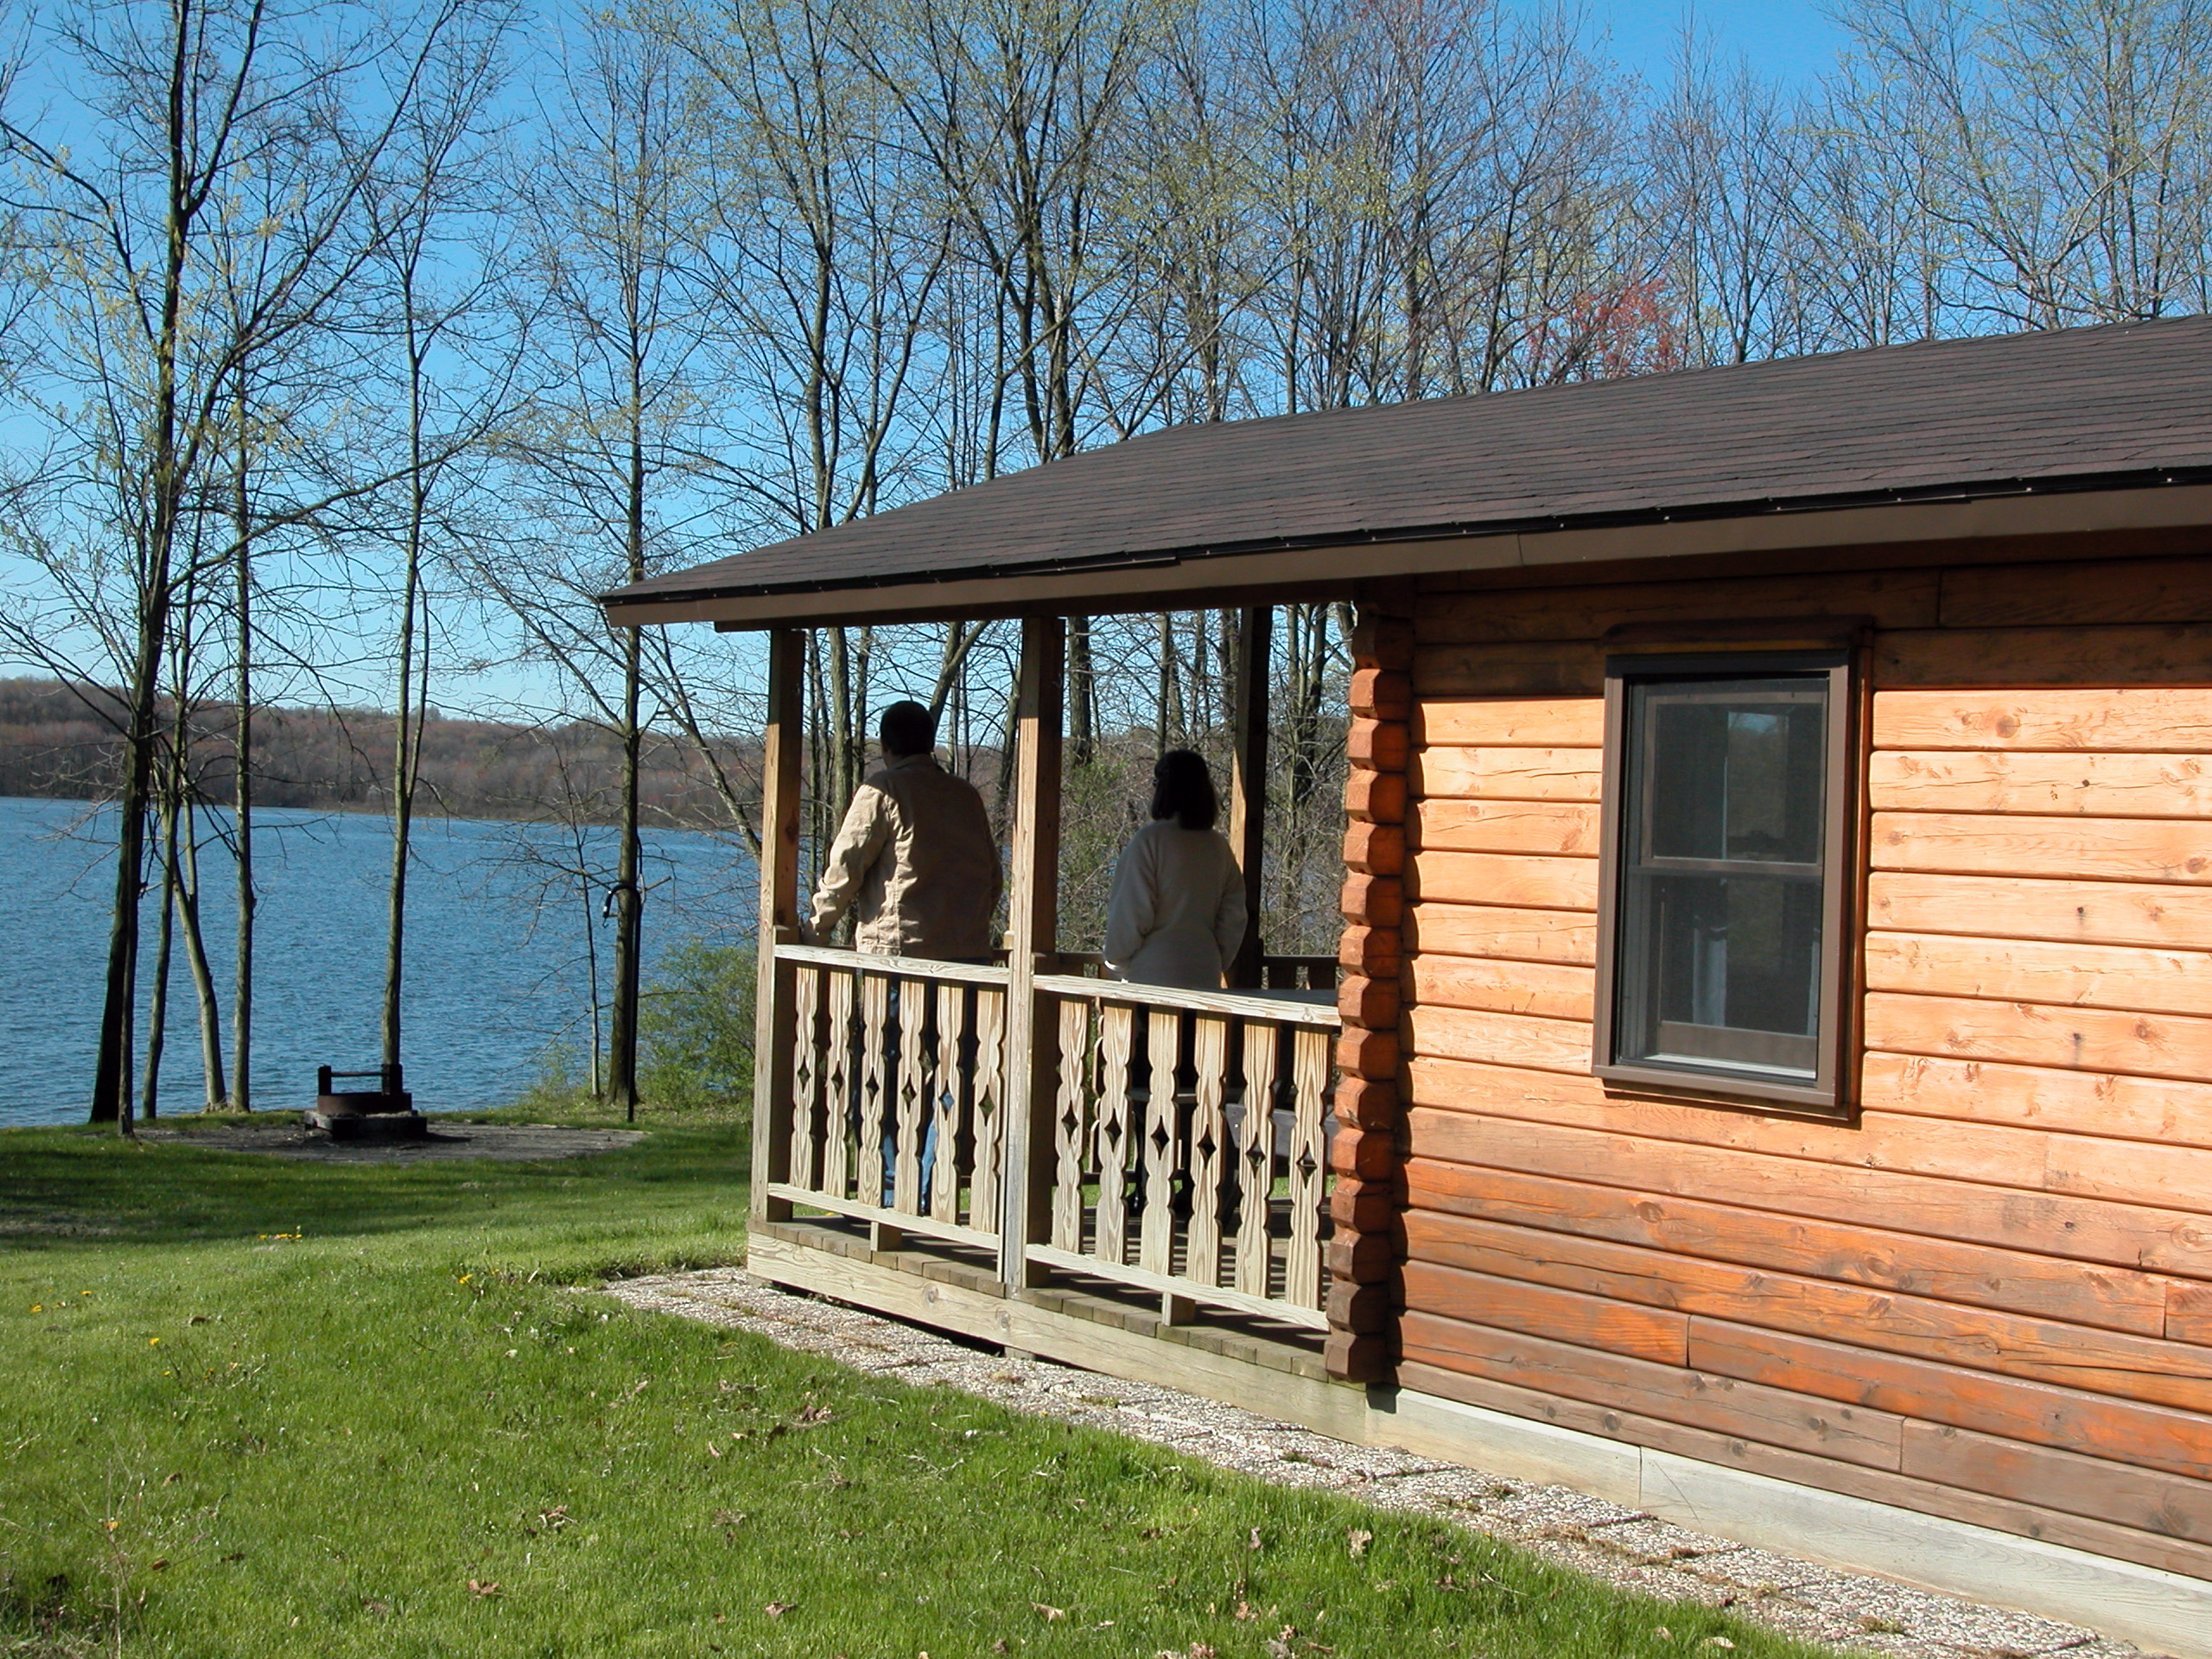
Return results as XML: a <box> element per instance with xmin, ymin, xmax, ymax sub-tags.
<box><xmin>604</xmin><ymin>1266</ymin><xmax>2159</xmax><ymax>1659</ymax></box>
<box><xmin>139</xmin><ymin>1120</ymin><xmax>645</xmax><ymax>1163</ymax></box>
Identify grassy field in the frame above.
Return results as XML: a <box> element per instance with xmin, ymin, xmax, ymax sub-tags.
<box><xmin>0</xmin><ymin>1112</ymin><xmax>1839</xmax><ymax>1659</ymax></box>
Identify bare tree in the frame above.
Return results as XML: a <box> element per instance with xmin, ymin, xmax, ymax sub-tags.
<box><xmin>0</xmin><ymin>0</ymin><xmax>473</xmax><ymax>1126</ymax></box>
<box><xmin>648</xmin><ymin>0</ymin><xmax>962</xmax><ymax>830</ymax></box>
<box><xmin>1830</xmin><ymin>0</ymin><xmax>2212</xmax><ymax>327</ymax></box>
<box><xmin>366</xmin><ymin>8</ymin><xmax>522</xmax><ymax>1086</ymax></box>
<box><xmin>865</xmin><ymin>0</ymin><xmax>1168</xmax><ymax>760</ymax></box>
<box><xmin>489</xmin><ymin>15</ymin><xmax>722</xmax><ymax>1117</ymax></box>
<box><xmin>1652</xmin><ymin>30</ymin><xmax>1810</xmax><ymax>365</ymax></box>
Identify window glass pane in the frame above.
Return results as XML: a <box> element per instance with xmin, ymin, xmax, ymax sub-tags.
<box><xmin>1615</xmin><ymin>668</ymin><xmax>1832</xmax><ymax>1087</ymax></box>
<box><xmin>1643</xmin><ymin>684</ymin><xmax>1824</xmax><ymax>866</ymax></box>
<box><xmin>1630</xmin><ymin>872</ymin><xmax>1821</xmax><ymax>1075</ymax></box>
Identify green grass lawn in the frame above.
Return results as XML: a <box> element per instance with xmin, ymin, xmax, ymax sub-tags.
<box><xmin>0</xmin><ymin>1114</ymin><xmax>1840</xmax><ymax>1659</ymax></box>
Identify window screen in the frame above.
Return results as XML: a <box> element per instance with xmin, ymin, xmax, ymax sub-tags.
<box><xmin>1597</xmin><ymin>651</ymin><xmax>1851</xmax><ymax>1109</ymax></box>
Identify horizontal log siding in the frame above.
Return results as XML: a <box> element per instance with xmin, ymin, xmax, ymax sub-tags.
<box><xmin>1399</xmin><ymin>552</ymin><xmax>2212</xmax><ymax>1584</ymax></box>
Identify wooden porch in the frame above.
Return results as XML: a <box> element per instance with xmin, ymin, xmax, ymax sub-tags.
<box><xmin>746</xmin><ymin>613</ymin><xmax>1353</xmax><ymax>1374</ymax></box>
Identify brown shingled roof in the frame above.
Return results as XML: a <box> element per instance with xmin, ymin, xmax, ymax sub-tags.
<box><xmin>605</xmin><ymin>316</ymin><xmax>2212</xmax><ymax>620</ymax></box>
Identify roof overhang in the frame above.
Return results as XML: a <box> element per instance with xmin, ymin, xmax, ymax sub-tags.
<box><xmin>603</xmin><ymin>475</ymin><xmax>2212</xmax><ymax>631</ymax></box>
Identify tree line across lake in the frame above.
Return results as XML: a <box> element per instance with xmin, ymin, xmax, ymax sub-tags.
<box><xmin>0</xmin><ymin>678</ymin><xmax>756</xmax><ymax>830</ymax></box>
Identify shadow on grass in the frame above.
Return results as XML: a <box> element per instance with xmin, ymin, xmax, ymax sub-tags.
<box><xmin>0</xmin><ymin>1116</ymin><xmax>750</xmax><ymax>1262</ymax></box>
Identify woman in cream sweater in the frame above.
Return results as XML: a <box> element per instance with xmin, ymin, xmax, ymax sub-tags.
<box><xmin>1103</xmin><ymin>750</ymin><xmax>1249</xmax><ymax>989</ymax></box>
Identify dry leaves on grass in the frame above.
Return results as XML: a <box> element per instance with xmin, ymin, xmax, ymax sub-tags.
<box><xmin>1030</xmin><ymin>1602</ymin><xmax>1066</xmax><ymax>1621</ymax></box>
<box><xmin>466</xmin><ymin>1579</ymin><xmax>500</xmax><ymax>1599</ymax></box>
<box><xmin>1346</xmin><ymin>1529</ymin><xmax>1372</xmax><ymax>1560</ymax></box>
<box><xmin>763</xmin><ymin>1601</ymin><xmax>796</xmax><ymax>1618</ymax></box>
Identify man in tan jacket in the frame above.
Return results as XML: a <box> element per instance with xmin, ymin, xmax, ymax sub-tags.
<box><xmin>806</xmin><ymin>701</ymin><xmax>1001</xmax><ymax>1206</ymax></box>
<box><xmin>805</xmin><ymin>701</ymin><xmax>1002</xmax><ymax>957</ymax></box>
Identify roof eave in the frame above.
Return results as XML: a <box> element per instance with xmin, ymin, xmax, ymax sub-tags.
<box><xmin>601</xmin><ymin>472</ymin><xmax>2212</xmax><ymax>630</ymax></box>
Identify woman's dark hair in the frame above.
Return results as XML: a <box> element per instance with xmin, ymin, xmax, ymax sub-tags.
<box><xmin>1149</xmin><ymin>749</ymin><xmax>1218</xmax><ymax>831</ymax></box>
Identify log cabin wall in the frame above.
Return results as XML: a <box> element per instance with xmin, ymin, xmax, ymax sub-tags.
<box><xmin>1392</xmin><ymin>545</ymin><xmax>2212</xmax><ymax>1585</ymax></box>
<box><xmin>1330</xmin><ymin>608</ymin><xmax>1415</xmax><ymax>1384</ymax></box>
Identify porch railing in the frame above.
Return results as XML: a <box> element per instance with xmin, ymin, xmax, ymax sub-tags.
<box><xmin>770</xmin><ymin>944</ymin><xmax>1013</xmax><ymax>1251</ymax></box>
<box><xmin>1029</xmin><ymin>974</ymin><xmax>1338</xmax><ymax>1329</ymax></box>
<box><xmin>1052</xmin><ymin>950</ymin><xmax>1341</xmax><ymax>992</ymax></box>
<box><xmin>763</xmin><ymin>942</ymin><xmax>1339</xmax><ymax>1332</ymax></box>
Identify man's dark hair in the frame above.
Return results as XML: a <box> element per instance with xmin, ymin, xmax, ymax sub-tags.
<box><xmin>879</xmin><ymin>700</ymin><xmax>936</xmax><ymax>759</ymax></box>
<box><xmin>1149</xmin><ymin>749</ymin><xmax>1218</xmax><ymax>831</ymax></box>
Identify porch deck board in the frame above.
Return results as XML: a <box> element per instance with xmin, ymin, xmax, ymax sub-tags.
<box><xmin>753</xmin><ymin>1214</ymin><xmax>1330</xmax><ymax>1380</ymax></box>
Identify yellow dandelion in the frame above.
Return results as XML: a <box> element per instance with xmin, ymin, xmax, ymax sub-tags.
<box><xmin>29</xmin><ymin>1304</ymin><xmax>42</xmax><ymax>1314</ymax></box>
<box><xmin>149</xmin><ymin>1337</ymin><xmax>160</xmax><ymax>1345</ymax></box>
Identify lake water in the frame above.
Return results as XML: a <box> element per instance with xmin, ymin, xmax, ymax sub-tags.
<box><xmin>0</xmin><ymin>796</ymin><xmax>756</xmax><ymax>1126</ymax></box>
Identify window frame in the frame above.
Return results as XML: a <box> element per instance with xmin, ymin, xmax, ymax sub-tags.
<box><xmin>1592</xmin><ymin>646</ymin><xmax>1858</xmax><ymax>1116</ymax></box>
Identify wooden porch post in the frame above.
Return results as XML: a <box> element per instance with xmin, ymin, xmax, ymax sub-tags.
<box><xmin>751</xmin><ymin>627</ymin><xmax>804</xmax><ymax>1224</ymax></box>
<box><xmin>1228</xmin><ymin>606</ymin><xmax>1271</xmax><ymax>988</ymax></box>
<box><xmin>999</xmin><ymin>615</ymin><xmax>1065</xmax><ymax>1291</ymax></box>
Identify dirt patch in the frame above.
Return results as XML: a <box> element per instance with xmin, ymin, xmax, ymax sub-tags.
<box><xmin>137</xmin><ymin>1121</ymin><xmax>645</xmax><ymax>1164</ymax></box>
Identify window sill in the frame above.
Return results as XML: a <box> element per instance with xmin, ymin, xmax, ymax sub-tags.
<box><xmin>1593</xmin><ymin>1059</ymin><xmax>1850</xmax><ymax>1121</ymax></box>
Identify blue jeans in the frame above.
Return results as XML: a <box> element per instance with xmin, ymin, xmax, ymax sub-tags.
<box><xmin>853</xmin><ymin>975</ymin><xmax>983</xmax><ymax>1211</ymax></box>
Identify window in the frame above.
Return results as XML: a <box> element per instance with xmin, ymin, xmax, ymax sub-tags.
<box><xmin>1594</xmin><ymin>650</ymin><xmax>1854</xmax><ymax>1113</ymax></box>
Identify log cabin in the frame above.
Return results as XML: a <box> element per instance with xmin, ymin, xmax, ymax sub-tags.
<box><xmin>603</xmin><ymin>317</ymin><xmax>2212</xmax><ymax>1654</ymax></box>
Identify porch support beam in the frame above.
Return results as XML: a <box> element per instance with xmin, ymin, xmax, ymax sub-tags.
<box><xmin>1227</xmin><ymin>606</ymin><xmax>1271</xmax><ymax>988</ymax></box>
<box><xmin>751</xmin><ymin>626</ymin><xmax>805</xmax><ymax>1223</ymax></box>
<box><xmin>999</xmin><ymin>615</ymin><xmax>1065</xmax><ymax>1291</ymax></box>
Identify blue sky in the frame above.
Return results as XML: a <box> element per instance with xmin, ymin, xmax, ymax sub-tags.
<box><xmin>1567</xmin><ymin>0</ymin><xmax>1847</xmax><ymax>86</ymax></box>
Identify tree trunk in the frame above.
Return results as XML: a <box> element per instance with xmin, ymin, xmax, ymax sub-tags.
<box><xmin>1067</xmin><ymin>616</ymin><xmax>1096</xmax><ymax>765</ymax></box>
<box><xmin>606</xmin><ymin>389</ymin><xmax>648</xmax><ymax>1119</ymax></box>
<box><xmin>231</xmin><ymin>395</ymin><xmax>256</xmax><ymax>1115</ymax></box>
<box><xmin>89</xmin><ymin>595</ymin><xmax>163</xmax><ymax>1128</ymax></box>
<box><xmin>176</xmin><ymin>795</ymin><xmax>228</xmax><ymax>1109</ymax></box>
<box><xmin>828</xmin><ymin>626</ymin><xmax>855</xmax><ymax>811</ymax></box>
<box><xmin>607</xmin><ymin>621</ymin><xmax>644</xmax><ymax>1118</ymax></box>
<box><xmin>141</xmin><ymin>784</ymin><xmax>181</xmax><ymax>1122</ymax></box>
<box><xmin>384</xmin><ymin>302</ymin><xmax>431</xmax><ymax>1077</ymax></box>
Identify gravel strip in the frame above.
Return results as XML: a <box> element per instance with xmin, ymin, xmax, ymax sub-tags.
<box><xmin>603</xmin><ymin>1266</ymin><xmax>2160</xmax><ymax>1659</ymax></box>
